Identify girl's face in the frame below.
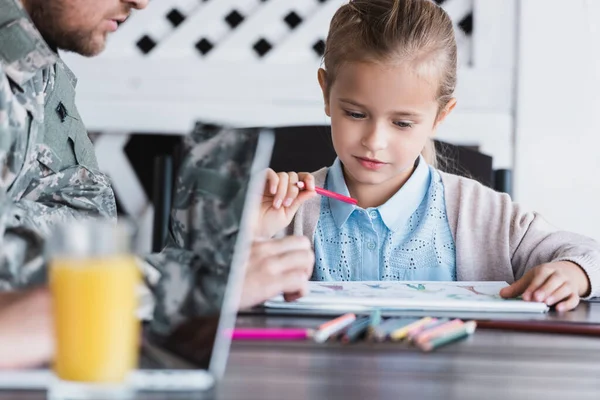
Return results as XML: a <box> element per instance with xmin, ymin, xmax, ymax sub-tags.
<box><xmin>319</xmin><ymin>61</ymin><xmax>455</xmax><ymax>201</ymax></box>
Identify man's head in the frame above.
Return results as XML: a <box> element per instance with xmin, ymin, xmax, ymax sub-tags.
<box><xmin>21</xmin><ymin>0</ymin><xmax>149</xmax><ymax>57</ymax></box>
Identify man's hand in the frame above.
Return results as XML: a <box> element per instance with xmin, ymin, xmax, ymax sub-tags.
<box><xmin>499</xmin><ymin>261</ymin><xmax>591</xmax><ymax>312</ymax></box>
<box><xmin>240</xmin><ymin>236</ymin><xmax>315</xmax><ymax>309</ymax></box>
<box><xmin>0</xmin><ymin>288</ymin><xmax>53</xmax><ymax>369</ymax></box>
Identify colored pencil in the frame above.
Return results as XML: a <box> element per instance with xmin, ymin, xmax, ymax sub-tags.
<box><xmin>407</xmin><ymin>318</ymin><xmax>451</xmax><ymax>341</ymax></box>
<box><xmin>417</xmin><ymin>321</ymin><xmax>477</xmax><ymax>352</ymax></box>
<box><xmin>414</xmin><ymin>319</ymin><xmax>465</xmax><ymax>344</ymax></box>
<box><xmin>372</xmin><ymin>318</ymin><xmax>420</xmax><ymax>342</ymax></box>
<box><xmin>366</xmin><ymin>309</ymin><xmax>383</xmax><ymax>340</ymax></box>
<box><xmin>390</xmin><ymin>317</ymin><xmax>433</xmax><ymax>341</ymax></box>
<box><xmin>342</xmin><ymin>316</ymin><xmax>371</xmax><ymax>344</ymax></box>
<box><xmin>315</xmin><ymin>187</ymin><xmax>358</xmax><ymax>205</ymax></box>
<box><xmin>406</xmin><ymin>318</ymin><xmax>442</xmax><ymax>340</ymax></box>
<box><xmin>296</xmin><ymin>182</ymin><xmax>358</xmax><ymax>205</ymax></box>
<box><xmin>314</xmin><ymin>313</ymin><xmax>357</xmax><ymax>343</ymax></box>
<box><xmin>229</xmin><ymin>328</ymin><xmax>314</xmax><ymax>341</ymax></box>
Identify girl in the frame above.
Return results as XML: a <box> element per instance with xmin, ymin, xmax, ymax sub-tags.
<box><xmin>258</xmin><ymin>0</ymin><xmax>600</xmax><ymax>311</ymax></box>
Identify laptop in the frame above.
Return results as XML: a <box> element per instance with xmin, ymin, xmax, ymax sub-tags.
<box><xmin>0</xmin><ymin>127</ymin><xmax>275</xmax><ymax>394</ymax></box>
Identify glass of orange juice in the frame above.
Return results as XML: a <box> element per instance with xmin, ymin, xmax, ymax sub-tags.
<box><xmin>48</xmin><ymin>219</ymin><xmax>140</xmax><ymax>399</ymax></box>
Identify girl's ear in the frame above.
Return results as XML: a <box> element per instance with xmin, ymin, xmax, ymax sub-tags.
<box><xmin>318</xmin><ymin>68</ymin><xmax>331</xmax><ymax>117</ymax></box>
<box><xmin>434</xmin><ymin>98</ymin><xmax>457</xmax><ymax>130</ymax></box>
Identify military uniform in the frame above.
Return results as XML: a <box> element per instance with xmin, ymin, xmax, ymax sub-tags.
<box><xmin>1</xmin><ymin>0</ymin><xmax>255</xmax><ymax>334</ymax></box>
<box><xmin>0</xmin><ymin>0</ymin><xmax>117</xmax><ymax>288</ymax></box>
<box><xmin>144</xmin><ymin>124</ymin><xmax>259</xmax><ymax>335</ymax></box>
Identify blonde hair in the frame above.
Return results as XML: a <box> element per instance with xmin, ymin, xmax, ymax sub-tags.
<box><xmin>322</xmin><ymin>0</ymin><xmax>457</xmax><ymax>167</ymax></box>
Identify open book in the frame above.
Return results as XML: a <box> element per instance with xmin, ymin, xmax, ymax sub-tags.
<box><xmin>265</xmin><ymin>281</ymin><xmax>549</xmax><ymax>313</ymax></box>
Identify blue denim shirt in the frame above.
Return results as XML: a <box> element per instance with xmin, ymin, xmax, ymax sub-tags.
<box><xmin>312</xmin><ymin>157</ymin><xmax>456</xmax><ymax>281</ymax></box>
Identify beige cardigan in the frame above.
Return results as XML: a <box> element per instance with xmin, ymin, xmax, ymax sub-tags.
<box><xmin>286</xmin><ymin>168</ymin><xmax>600</xmax><ymax>299</ymax></box>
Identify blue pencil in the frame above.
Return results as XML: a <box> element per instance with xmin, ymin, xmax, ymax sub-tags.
<box><xmin>341</xmin><ymin>316</ymin><xmax>371</xmax><ymax>343</ymax></box>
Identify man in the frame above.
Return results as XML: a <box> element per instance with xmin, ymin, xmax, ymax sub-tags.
<box><xmin>0</xmin><ymin>0</ymin><xmax>314</xmax><ymax>366</ymax></box>
<box><xmin>0</xmin><ymin>0</ymin><xmax>147</xmax><ymax>369</ymax></box>
<box><xmin>0</xmin><ymin>0</ymin><xmax>144</xmax><ymax>286</ymax></box>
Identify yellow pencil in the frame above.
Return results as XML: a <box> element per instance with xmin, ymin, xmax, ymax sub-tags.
<box><xmin>390</xmin><ymin>317</ymin><xmax>433</xmax><ymax>341</ymax></box>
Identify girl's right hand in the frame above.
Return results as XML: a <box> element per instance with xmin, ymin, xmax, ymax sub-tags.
<box><xmin>256</xmin><ymin>169</ymin><xmax>317</xmax><ymax>238</ymax></box>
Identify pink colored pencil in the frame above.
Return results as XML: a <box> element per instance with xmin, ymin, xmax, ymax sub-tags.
<box><xmin>228</xmin><ymin>328</ymin><xmax>314</xmax><ymax>341</ymax></box>
<box><xmin>406</xmin><ymin>318</ymin><xmax>439</xmax><ymax>339</ymax></box>
<box><xmin>314</xmin><ymin>187</ymin><xmax>358</xmax><ymax>205</ymax></box>
<box><xmin>414</xmin><ymin>319</ymin><xmax>464</xmax><ymax>345</ymax></box>
<box><xmin>295</xmin><ymin>182</ymin><xmax>358</xmax><ymax>205</ymax></box>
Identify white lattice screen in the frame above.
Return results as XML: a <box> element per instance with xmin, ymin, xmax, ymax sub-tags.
<box><xmin>60</xmin><ymin>0</ymin><xmax>517</xmax><ymax>251</ymax></box>
<box><xmin>106</xmin><ymin>0</ymin><xmax>474</xmax><ymax>64</ymax></box>
<box><xmin>64</xmin><ymin>0</ymin><xmax>515</xmax><ymax>146</ymax></box>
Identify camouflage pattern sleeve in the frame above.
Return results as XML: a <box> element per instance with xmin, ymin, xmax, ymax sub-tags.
<box><xmin>144</xmin><ymin>124</ymin><xmax>259</xmax><ymax>336</ymax></box>
<box><xmin>0</xmin><ymin>61</ymin><xmax>117</xmax><ymax>289</ymax></box>
<box><xmin>0</xmin><ymin>0</ymin><xmax>118</xmax><ymax>288</ymax></box>
<box><xmin>0</xmin><ymin>168</ymin><xmax>117</xmax><ymax>289</ymax></box>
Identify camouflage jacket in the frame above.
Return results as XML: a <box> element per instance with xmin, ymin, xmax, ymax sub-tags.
<box><xmin>0</xmin><ymin>0</ymin><xmax>117</xmax><ymax>288</ymax></box>
<box><xmin>144</xmin><ymin>124</ymin><xmax>259</xmax><ymax>335</ymax></box>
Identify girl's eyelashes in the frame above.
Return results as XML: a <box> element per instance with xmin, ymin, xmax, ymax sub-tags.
<box><xmin>344</xmin><ymin>110</ymin><xmax>366</xmax><ymax>119</ymax></box>
<box><xmin>342</xmin><ymin>109</ymin><xmax>415</xmax><ymax>128</ymax></box>
<box><xmin>394</xmin><ymin>121</ymin><xmax>414</xmax><ymax>129</ymax></box>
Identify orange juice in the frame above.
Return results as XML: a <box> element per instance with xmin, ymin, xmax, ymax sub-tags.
<box><xmin>50</xmin><ymin>256</ymin><xmax>140</xmax><ymax>383</ymax></box>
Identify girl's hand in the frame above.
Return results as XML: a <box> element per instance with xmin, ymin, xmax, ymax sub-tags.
<box><xmin>499</xmin><ymin>261</ymin><xmax>591</xmax><ymax>312</ymax></box>
<box><xmin>257</xmin><ymin>169</ymin><xmax>317</xmax><ymax>238</ymax></box>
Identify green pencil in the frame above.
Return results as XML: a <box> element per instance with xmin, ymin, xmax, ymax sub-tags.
<box><xmin>418</xmin><ymin>321</ymin><xmax>477</xmax><ymax>352</ymax></box>
<box><xmin>366</xmin><ymin>309</ymin><xmax>382</xmax><ymax>340</ymax></box>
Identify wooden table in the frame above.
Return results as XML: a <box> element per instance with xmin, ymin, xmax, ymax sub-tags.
<box><xmin>218</xmin><ymin>302</ymin><xmax>600</xmax><ymax>400</ymax></box>
<box><xmin>1</xmin><ymin>303</ymin><xmax>600</xmax><ymax>400</ymax></box>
